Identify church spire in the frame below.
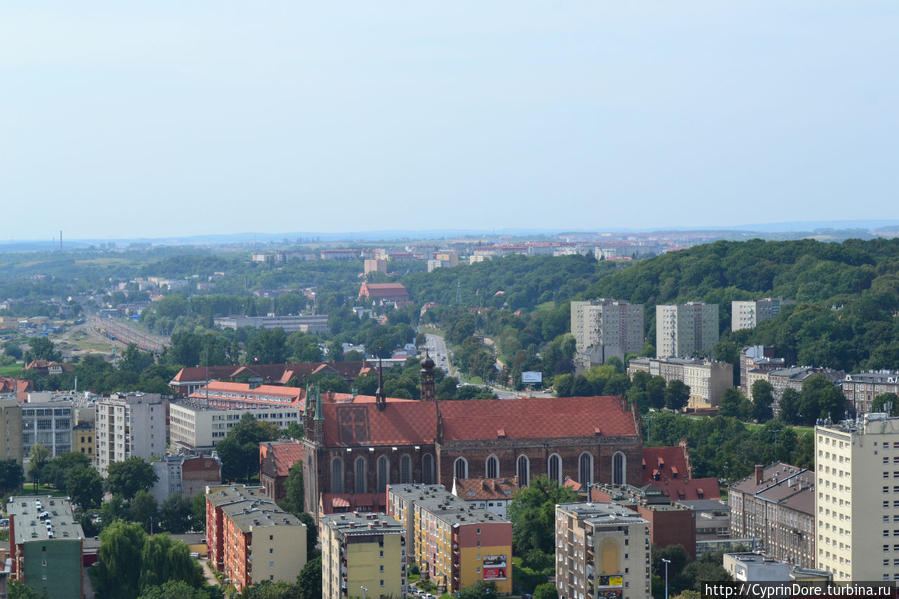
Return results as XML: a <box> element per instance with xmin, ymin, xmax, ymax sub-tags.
<box><xmin>375</xmin><ymin>356</ymin><xmax>386</xmax><ymax>411</ymax></box>
<box><xmin>420</xmin><ymin>352</ymin><xmax>436</xmax><ymax>402</ymax></box>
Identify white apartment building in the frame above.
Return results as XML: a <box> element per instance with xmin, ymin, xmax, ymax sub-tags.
<box><xmin>22</xmin><ymin>402</ymin><xmax>73</xmax><ymax>458</ymax></box>
<box><xmin>571</xmin><ymin>299</ymin><xmax>644</xmax><ymax>368</ymax></box>
<box><xmin>96</xmin><ymin>393</ymin><xmax>166</xmax><ymax>476</ymax></box>
<box><xmin>656</xmin><ymin>302</ymin><xmax>719</xmax><ymax>358</ymax></box>
<box><xmin>815</xmin><ymin>414</ymin><xmax>899</xmax><ymax>582</ymax></box>
<box><xmin>683</xmin><ymin>361</ymin><xmax>734</xmax><ymax>410</ymax></box>
<box><xmin>731</xmin><ymin>298</ymin><xmax>784</xmax><ymax>332</ymax></box>
<box><xmin>169</xmin><ymin>400</ymin><xmax>300</xmax><ymax>450</ymax></box>
<box><xmin>556</xmin><ymin>502</ymin><xmax>651</xmax><ymax>599</ymax></box>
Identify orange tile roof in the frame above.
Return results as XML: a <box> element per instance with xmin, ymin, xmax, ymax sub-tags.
<box><xmin>454</xmin><ymin>477</ymin><xmax>519</xmax><ymax>501</ymax></box>
<box><xmin>641</xmin><ymin>445</ymin><xmax>721</xmax><ymax>500</ymax></box>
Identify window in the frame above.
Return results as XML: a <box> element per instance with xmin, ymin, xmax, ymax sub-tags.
<box><xmin>486</xmin><ymin>455</ymin><xmax>499</xmax><ymax>479</ymax></box>
<box><xmin>377</xmin><ymin>456</ymin><xmax>390</xmax><ymax>492</ymax></box>
<box><xmin>422</xmin><ymin>454</ymin><xmax>435</xmax><ymax>484</ymax></box>
<box><xmin>331</xmin><ymin>458</ymin><xmax>344</xmax><ymax>494</ymax></box>
<box><xmin>400</xmin><ymin>455</ymin><xmax>412</xmax><ymax>484</ymax></box>
<box><xmin>517</xmin><ymin>455</ymin><xmax>530</xmax><ymax>487</ymax></box>
<box><xmin>612</xmin><ymin>451</ymin><xmax>626</xmax><ymax>485</ymax></box>
<box><xmin>548</xmin><ymin>454</ymin><xmax>562</xmax><ymax>484</ymax></box>
<box><xmin>579</xmin><ymin>452</ymin><xmax>593</xmax><ymax>486</ymax></box>
<box><xmin>454</xmin><ymin>457</ymin><xmax>468</xmax><ymax>480</ymax></box>
<box><xmin>354</xmin><ymin>457</ymin><xmax>367</xmax><ymax>493</ymax></box>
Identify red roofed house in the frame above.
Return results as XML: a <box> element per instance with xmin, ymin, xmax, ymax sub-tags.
<box><xmin>301</xmin><ymin>359</ymin><xmax>643</xmax><ymax>521</ymax></box>
<box><xmin>358</xmin><ymin>282</ymin><xmax>410</xmax><ymax>306</ymax></box>
<box><xmin>0</xmin><ymin>378</ymin><xmax>33</xmax><ymax>402</ymax></box>
<box><xmin>452</xmin><ymin>477</ymin><xmax>519</xmax><ymax>518</ymax></box>
<box><xmin>260</xmin><ymin>440</ymin><xmax>304</xmax><ymax>501</ymax></box>
<box><xmin>24</xmin><ymin>360</ymin><xmax>72</xmax><ymax>376</ymax></box>
<box><xmin>168</xmin><ymin>361</ymin><xmax>371</xmax><ymax>397</ymax></box>
<box><xmin>641</xmin><ymin>441</ymin><xmax>721</xmax><ymax>501</ymax></box>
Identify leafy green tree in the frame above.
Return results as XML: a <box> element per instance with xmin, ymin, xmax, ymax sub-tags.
<box><xmin>282</xmin><ymin>460</ymin><xmax>304</xmax><ymax>515</ymax></box>
<box><xmin>159</xmin><ymin>495</ymin><xmax>193</xmax><ymax>534</ymax></box>
<box><xmin>67</xmin><ymin>465</ymin><xmax>104</xmax><ymax>509</ymax></box>
<box><xmin>92</xmin><ymin>520</ymin><xmax>148</xmax><ymax>599</ymax></box>
<box><xmin>533</xmin><ymin>583</ymin><xmax>558</xmax><ymax>599</ymax></box>
<box><xmin>508</xmin><ymin>475</ymin><xmax>579</xmax><ymax>560</ymax></box>
<box><xmin>246</xmin><ymin>328</ymin><xmax>288</xmax><ymax>364</ymax></box>
<box><xmin>285</xmin><ymin>421</ymin><xmax>304</xmax><ymax>439</ymax></box>
<box><xmin>217</xmin><ymin>413</ymin><xmax>279</xmax><ymax>482</ymax></box>
<box><xmin>139</xmin><ymin>533</ymin><xmax>204</xmax><ymax>591</ymax></box>
<box><xmin>799</xmin><ymin>375</ymin><xmax>845</xmax><ymax>425</ymax></box>
<box><xmin>138</xmin><ymin>580</ymin><xmax>211</xmax><ymax>599</ymax></box>
<box><xmin>28</xmin><ymin>444</ymin><xmax>50</xmax><ymax>492</ymax></box>
<box><xmin>664</xmin><ymin>380</ymin><xmax>690</xmax><ymax>411</ymax></box>
<box><xmin>0</xmin><ymin>459</ymin><xmax>24</xmax><ymax>495</ymax></box>
<box><xmin>130</xmin><ymin>490</ymin><xmax>159</xmax><ymax>533</ymax></box>
<box><xmin>297</xmin><ymin>554</ymin><xmax>322</xmax><ymax>599</ymax></box>
<box><xmin>191</xmin><ymin>493</ymin><xmax>207</xmax><ymax>530</ymax></box>
<box><xmin>99</xmin><ymin>494</ymin><xmax>130</xmax><ymax>528</ymax></box>
<box><xmin>24</xmin><ymin>336</ymin><xmax>61</xmax><ymax>363</ymax></box>
<box><xmin>8</xmin><ymin>580</ymin><xmax>44</xmax><ymax>599</ymax></box>
<box><xmin>460</xmin><ymin>581</ymin><xmax>498</xmax><ymax>599</ymax></box>
<box><xmin>718</xmin><ymin>388</ymin><xmax>750</xmax><ymax>420</ymax></box>
<box><xmin>296</xmin><ymin>511</ymin><xmax>317</xmax><ymax>556</ymax></box>
<box><xmin>872</xmin><ymin>393</ymin><xmax>899</xmax><ymax>416</ymax></box>
<box><xmin>778</xmin><ymin>388</ymin><xmax>801</xmax><ymax>424</ymax></box>
<box><xmin>106</xmin><ymin>457</ymin><xmax>159</xmax><ymax>499</ymax></box>
<box><xmin>750</xmin><ymin>380</ymin><xmax>775</xmax><ymax>422</ymax></box>
<box><xmin>646</xmin><ymin>376</ymin><xmax>666</xmax><ymax>410</ymax></box>
<box><xmin>43</xmin><ymin>451</ymin><xmax>91</xmax><ymax>490</ymax></box>
<box><xmin>120</xmin><ymin>343</ymin><xmax>156</xmax><ymax>374</ymax></box>
<box><xmin>242</xmin><ymin>580</ymin><xmax>302</xmax><ymax>599</ymax></box>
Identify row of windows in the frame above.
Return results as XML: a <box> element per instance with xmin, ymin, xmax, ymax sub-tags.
<box><xmin>331</xmin><ymin>454</ymin><xmax>436</xmax><ymax>494</ymax></box>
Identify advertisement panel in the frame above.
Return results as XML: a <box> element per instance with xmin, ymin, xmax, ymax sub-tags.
<box><xmin>521</xmin><ymin>371</ymin><xmax>543</xmax><ymax>384</ymax></box>
<box><xmin>598</xmin><ymin>575</ymin><xmax>624</xmax><ymax>588</ymax></box>
<box><xmin>482</xmin><ymin>555</ymin><xmax>508</xmax><ymax>581</ymax></box>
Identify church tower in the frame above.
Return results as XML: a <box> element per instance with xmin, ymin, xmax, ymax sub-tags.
<box><xmin>375</xmin><ymin>357</ymin><xmax>386</xmax><ymax>410</ymax></box>
<box><xmin>420</xmin><ymin>353</ymin><xmax>436</xmax><ymax>402</ymax></box>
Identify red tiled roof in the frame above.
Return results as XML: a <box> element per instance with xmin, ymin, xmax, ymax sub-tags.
<box><xmin>321</xmin><ymin>396</ymin><xmax>638</xmax><ymax>447</ymax></box>
<box><xmin>269</xmin><ymin>443</ymin><xmax>303</xmax><ymax>477</ymax></box>
<box><xmin>643</xmin><ymin>477</ymin><xmax>720</xmax><ymax>501</ymax></box>
<box><xmin>320</xmin><ymin>493</ymin><xmax>386</xmax><ymax>513</ymax></box>
<box><xmin>359</xmin><ymin>282</ymin><xmax>409</xmax><ymax>299</ymax></box>
<box><xmin>171</xmin><ymin>361</ymin><xmax>371</xmax><ymax>385</ymax></box>
<box><xmin>439</xmin><ymin>396</ymin><xmax>637</xmax><ymax>441</ymax></box>
<box><xmin>454</xmin><ymin>477</ymin><xmax>519</xmax><ymax>501</ymax></box>
<box><xmin>641</xmin><ymin>445</ymin><xmax>721</xmax><ymax>500</ymax></box>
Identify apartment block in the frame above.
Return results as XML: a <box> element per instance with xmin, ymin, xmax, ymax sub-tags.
<box><xmin>22</xmin><ymin>402</ymin><xmax>73</xmax><ymax>458</ymax></box>
<box><xmin>8</xmin><ymin>495</ymin><xmax>85</xmax><ymax>599</ymax></box>
<box><xmin>655</xmin><ymin>302</ymin><xmax>718</xmax><ymax>358</ymax></box>
<box><xmin>206</xmin><ymin>484</ymin><xmax>307</xmax><ymax>592</ymax></box>
<box><xmin>72</xmin><ymin>422</ymin><xmax>95</xmax><ymax>461</ymax></box>
<box><xmin>815</xmin><ymin>414</ymin><xmax>899</xmax><ymax>581</ymax></box>
<box><xmin>96</xmin><ymin>393</ymin><xmax>166</xmax><ymax>476</ymax></box>
<box><xmin>767</xmin><ymin>367</ymin><xmax>844</xmax><ymax>413</ymax></box>
<box><xmin>386</xmin><ymin>484</ymin><xmax>513</xmax><ymax>594</ymax></box>
<box><xmin>170</xmin><ymin>400</ymin><xmax>301</xmax><ymax>450</ymax></box>
<box><xmin>555</xmin><ymin>502</ymin><xmax>651</xmax><ymax>599</ymax></box>
<box><xmin>0</xmin><ymin>399</ymin><xmax>23</xmax><ymax>464</ymax></box>
<box><xmin>731</xmin><ymin>298</ymin><xmax>785</xmax><ymax>332</ymax></box>
<box><xmin>841</xmin><ymin>371</ymin><xmax>899</xmax><ymax>415</ymax></box>
<box><xmin>571</xmin><ymin>299</ymin><xmax>644</xmax><ymax>368</ymax></box>
<box><xmin>728</xmin><ymin>463</ymin><xmax>815</xmax><ymax>568</ymax></box>
<box><xmin>321</xmin><ymin>512</ymin><xmax>406</xmax><ymax>599</ymax></box>
<box><xmin>740</xmin><ymin>346</ymin><xmax>785</xmax><ymax>396</ymax></box>
<box><xmin>627</xmin><ymin>357</ymin><xmax>732</xmax><ymax>410</ymax></box>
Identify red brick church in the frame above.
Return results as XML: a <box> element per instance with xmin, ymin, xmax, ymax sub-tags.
<box><xmin>301</xmin><ymin>357</ymin><xmax>644</xmax><ymax>519</ymax></box>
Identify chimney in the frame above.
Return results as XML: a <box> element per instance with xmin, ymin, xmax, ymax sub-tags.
<box><xmin>755</xmin><ymin>465</ymin><xmax>764</xmax><ymax>485</ymax></box>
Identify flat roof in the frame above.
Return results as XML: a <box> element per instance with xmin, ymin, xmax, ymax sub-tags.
<box><xmin>322</xmin><ymin>512</ymin><xmax>406</xmax><ymax>536</ymax></box>
<box><xmin>8</xmin><ymin>495</ymin><xmax>84</xmax><ymax>545</ymax></box>
<box><xmin>388</xmin><ymin>484</ymin><xmax>508</xmax><ymax>525</ymax></box>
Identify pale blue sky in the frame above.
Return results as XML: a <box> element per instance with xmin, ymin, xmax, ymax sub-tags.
<box><xmin>1</xmin><ymin>2</ymin><xmax>897</xmax><ymax>240</ymax></box>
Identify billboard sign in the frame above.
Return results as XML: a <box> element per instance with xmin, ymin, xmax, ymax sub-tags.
<box><xmin>598</xmin><ymin>575</ymin><xmax>624</xmax><ymax>588</ymax></box>
<box><xmin>521</xmin><ymin>371</ymin><xmax>543</xmax><ymax>384</ymax></box>
<box><xmin>482</xmin><ymin>555</ymin><xmax>508</xmax><ymax>581</ymax></box>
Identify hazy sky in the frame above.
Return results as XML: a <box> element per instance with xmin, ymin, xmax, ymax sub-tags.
<box><xmin>2</xmin><ymin>2</ymin><xmax>898</xmax><ymax>240</ymax></box>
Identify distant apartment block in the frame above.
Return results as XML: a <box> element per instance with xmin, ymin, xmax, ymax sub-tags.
<box><xmin>841</xmin><ymin>371</ymin><xmax>899</xmax><ymax>414</ymax></box>
<box><xmin>22</xmin><ymin>402</ymin><xmax>73</xmax><ymax>459</ymax></box>
<box><xmin>386</xmin><ymin>484</ymin><xmax>513</xmax><ymax>594</ymax></box>
<box><xmin>656</xmin><ymin>302</ymin><xmax>719</xmax><ymax>358</ymax></box>
<box><xmin>189</xmin><ymin>382</ymin><xmax>304</xmax><ymax>410</ymax></box>
<box><xmin>96</xmin><ymin>393</ymin><xmax>166</xmax><ymax>476</ymax></box>
<box><xmin>364</xmin><ymin>258</ymin><xmax>388</xmax><ymax>275</ymax></box>
<box><xmin>0</xmin><ymin>399</ymin><xmax>23</xmax><ymax>464</ymax></box>
<box><xmin>428</xmin><ymin>250</ymin><xmax>460</xmax><ymax>272</ymax></box>
<box><xmin>206</xmin><ymin>484</ymin><xmax>307</xmax><ymax>592</ymax></box>
<box><xmin>766</xmin><ymin>367</ymin><xmax>844</xmax><ymax>413</ymax></box>
<box><xmin>151</xmin><ymin>455</ymin><xmax>221</xmax><ymax>502</ymax></box>
<box><xmin>170</xmin><ymin>400</ymin><xmax>301</xmax><ymax>450</ymax></box>
<box><xmin>628</xmin><ymin>357</ymin><xmax>732</xmax><ymax>410</ymax></box>
<box><xmin>321</xmin><ymin>249</ymin><xmax>360</xmax><ymax>261</ymax></box>
<box><xmin>555</xmin><ymin>502</ymin><xmax>651</xmax><ymax>599</ymax></box>
<box><xmin>8</xmin><ymin>495</ymin><xmax>85</xmax><ymax>599</ymax></box>
<box><xmin>732</xmin><ymin>298</ymin><xmax>786</xmax><ymax>332</ymax></box>
<box><xmin>213</xmin><ymin>314</ymin><xmax>329</xmax><ymax>333</ymax></box>
<box><xmin>740</xmin><ymin>346</ymin><xmax>785</xmax><ymax>396</ymax></box>
<box><xmin>728</xmin><ymin>463</ymin><xmax>816</xmax><ymax>568</ymax></box>
<box><xmin>321</xmin><ymin>512</ymin><xmax>407</xmax><ymax>599</ymax></box>
<box><xmin>571</xmin><ymin>299</ymin><xmax>644</xmax><ymax>368</ymax></box>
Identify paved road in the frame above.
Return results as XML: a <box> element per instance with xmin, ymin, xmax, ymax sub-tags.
<box><xmin>423</xmin><ymin>333</ymin><xmax>453</xmax><ymax>375</ymax></box>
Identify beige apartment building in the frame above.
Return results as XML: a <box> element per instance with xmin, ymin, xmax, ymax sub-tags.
<box><xmin>731</xmin><ymin>298</ymin><xmax>784</xmax><ymax>332</ymax></box>
<box><xmin>321</xmin><ymin>512</ymin><xmax>406</xmax><ymax>599</ymax></box>
<box><xmin>0</xmin><ymin>399</ymin><xmax>23</xmax><ymax>464</ymax></box>
<box><xmin>628</xmin><ymin>357</ymin><xmax>732</xmax><ymax>410</ymax></box>
<box><xmin>655</xmin><ymin>302</ymin><xmax>718</xmax><ymax>359</ymax></box>
<box><xmin>841</xmin><ymin>371</ymin><xmax>899</xmax><ymax>415</ymax></box>
<box><xmin>571</xmin><ymin>299</ymin><xmax>644</xmax><ymax>368</ymax></box>
<box><xmin>815</xmin><ymin>414</ymin><xmax>899</xmax><ymax>582</ymax></box>
<box><xmin>556</xmin><ymin>502</ymin><xmax>651</xmax><ymax>599</ymax></box>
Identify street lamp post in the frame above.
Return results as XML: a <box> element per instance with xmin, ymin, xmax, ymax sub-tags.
<box><xmin>361</xmin><ymin>586</ymin><xmax>368</xmax><ymax>599</ymax></box>
<box><xmin>662</xmin><ymin>558</ymin><xmax>671</xmax><ymax>599</ymax></box>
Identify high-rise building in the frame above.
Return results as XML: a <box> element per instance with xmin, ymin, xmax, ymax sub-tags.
<box><xmin>815</xmin><ymin>414</ymin><xmax>899</xmax><ymax>581</ymax></box>
<box><xmin>321</xmin><ymin>512</ymin><xmax>406</xmax><ymax>599</ymax></box>
<box><xmin>96</xmin><ymin>393</ymin><xmax>166</xmax><ymax>476</ymax></box>
<box><xmin>555</xmin><ymin>502</ymin><xmax>651</xmax><ymax>599</ymax></box>
<box><xmin>571</xmin><ymin>299</ymin><xmax>644</xmax><ymax>368</ymax></box>
<box><xmin>731</xmin><ymin>298</ymin><xmax>784</xmax><ymax>332</ymax></box>
<box><xmin>655</xmin><ymin>302</ymin><xmax>719</xmax><ymax>358</ymax></box>
<box><xmin>0</xmin><ymin>398</ymin><xmax>23</xmax><ymax>464</ymax></box>
<box><xmin>22</xmin><ymin>402</ymin><xmax>73</xmax><ymax>458</ymax></box>
<box><xmin>8</xmin><ymin>495</ymin><xmax>85</xmax><ymax>599</ymax></box>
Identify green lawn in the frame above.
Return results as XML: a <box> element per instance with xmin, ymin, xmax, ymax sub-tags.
<box><xmin>20</xmin><ymin>483</ymin><xmax>68</xmax><ymax>497</ymax></box>
<box><xmin>0</xmin><ymin>365</ymin><xmax>23</xmax><ymax>377</ymax></box>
